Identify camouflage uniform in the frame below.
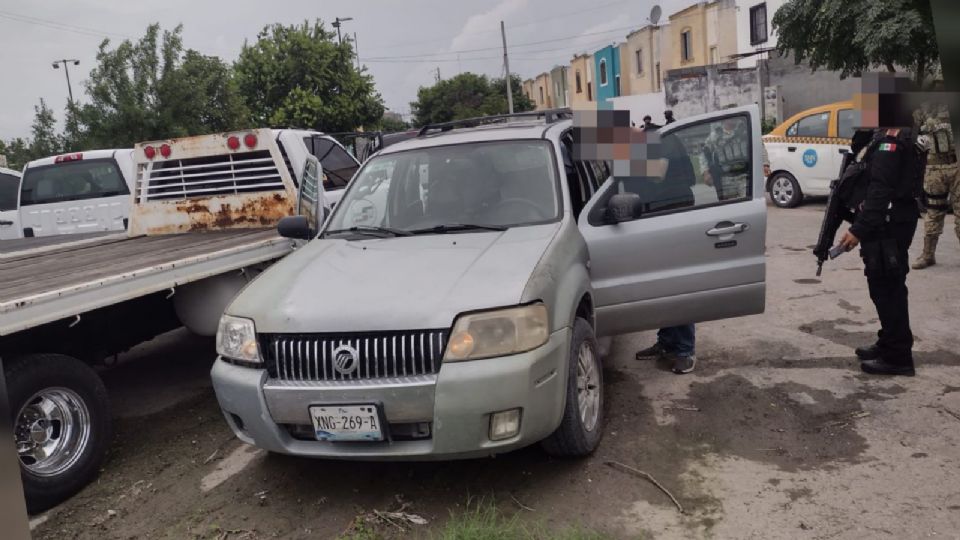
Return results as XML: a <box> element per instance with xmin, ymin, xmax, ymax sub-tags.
<box><xmin>699</xmin><ymin>123</ymin><xmax>750</xmax><ymax>201</ymax></box>
<box><xmin>912</xmin><ymin>104</ymin><xmax>959</xmax><ymax>269</ymax></box>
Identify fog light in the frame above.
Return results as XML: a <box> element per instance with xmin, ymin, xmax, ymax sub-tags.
<box><xmin>489</xmin><ymin>408</ymin><xmax>521</xmax><ymax>441</ymax></box>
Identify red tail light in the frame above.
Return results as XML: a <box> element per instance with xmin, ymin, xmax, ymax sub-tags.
<box><xmin>159</xmin><ymin>144</ymin><xmax>171</xmax><ymax>158</ymax></box>
<box><xmin>227</xmin><ymin>136</ymin><xmax>241</xmax><ymax>150</ymax></box>
<box><xmin>54</xmin><ymin>153</ymin><xmax>83</xmax><ymax>163</ymax></box>
<box><xmin>143</xmin><ymin>146</ymin><xmax>156</xmax><ymax>160</ymax></box>
<box><xmin>243</xmin><ymin>133</ymin><xmax>257</xmax><ymax>148</ymax></box>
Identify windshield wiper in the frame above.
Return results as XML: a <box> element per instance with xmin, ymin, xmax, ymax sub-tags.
<box><xmin>322</xmin><ymin>225</ymin><xmax>412</xmax><ymax>238</ymax></box>
<box><xmin>408</xmin><ymin>223</ymin><xmax>508</xmax><ymax>235</ymax></box>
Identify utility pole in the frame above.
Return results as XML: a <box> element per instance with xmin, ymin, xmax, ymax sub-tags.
<box><xmin>435</xmin><ymin>66</ymin><xmax>441</xmax><ymax>83</ymax></box>
<box><xmin>353</xmin><ymin>32</ymin><xmax>360</xmax><ymax>71</ymax></box>
<box><xmin>51</xmin><ymin>59</ymin><xmax>79</xmax><ymax>104</ymax></box>
<box><xmin>333</xmin><ymin>17</ymin><xmax>353</xmax><ymax>45</ymax></box>
<box><xmin>501</xmin><ymin>21</ymin><xmax>513</xmax><ymax>114</ymax></box>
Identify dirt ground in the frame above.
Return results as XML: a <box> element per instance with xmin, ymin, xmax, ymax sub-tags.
<box><xmin>28</xmin><ymin>204</ymin><xmax>960</xmax><ymax>539</ymax></box>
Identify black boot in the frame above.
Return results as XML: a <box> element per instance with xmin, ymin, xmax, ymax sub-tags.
<box><xmin>860</xmin><ymin>359</ymin><xmax>915</xmax><ymax>376</ymax></box>
<box><xmin>855</xmin><ymin>344</ymin><xmax>881</xmax><ymax>360</ymax></box>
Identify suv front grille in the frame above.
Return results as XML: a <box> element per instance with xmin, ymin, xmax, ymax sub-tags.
<box><xmin>261</xmin><ymin>330</ymin><xmax>449</xmax><ymax>382</ymax></box>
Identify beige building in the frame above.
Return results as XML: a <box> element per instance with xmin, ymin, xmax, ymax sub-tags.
<box><xmin>622</xmin><ymin>24</ymin><xmax>673</xmax><ymax>95</ymax></box>
<box><xmin>522</xmin><ymin>79</ymin><xmax>536</xmax><ymax>106</ymax></box>
<box><xmin>668</xmin><ymin>0</ymin><xmax>737</xmax><ymax>69</ymax></box>
<box><xmin>533</xmin><ymin>72</ymin><xmax>554</xmax><ymax>110</ymax></box>
<box><xmin>568</xmin><ymin>53</ymin><xmax>595</xmax><ymax>107</ymax></box>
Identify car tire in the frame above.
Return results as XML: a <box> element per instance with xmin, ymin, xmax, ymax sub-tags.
<box><xmin>7</xmin><ymin>354</ymin><xmax>111</xmax><ymax>514</ymax></box>
<box><xmin>768</xmin><ymin>172</ymin><xmax>803</xmax><ymax>208</ymax></box>
<box><xmin>541</xmin><ymin>317</ymin><xmax>604</xmax><ymax>457</ymax></box>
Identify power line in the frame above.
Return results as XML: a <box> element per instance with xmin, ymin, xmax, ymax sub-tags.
<box><xmin>360</xmin><ymin>0</ymin><xmax>632</xmax><ymax>55</ymax></box>
<box><xmin>0</xmin><ymin>10</ymin><xmax>133</xmax><ymax>39</ymax></box>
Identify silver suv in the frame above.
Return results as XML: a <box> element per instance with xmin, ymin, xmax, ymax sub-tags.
<box><xmin>211</xmin><ymin>107</ymin><xmax>767</xmax><ymax>459</ymax></box>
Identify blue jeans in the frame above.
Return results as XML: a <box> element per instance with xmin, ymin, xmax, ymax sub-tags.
<box><xmin>657</xmin><ymin>324</ymin><xmax>696</xmax><ymax>357</ymax></box>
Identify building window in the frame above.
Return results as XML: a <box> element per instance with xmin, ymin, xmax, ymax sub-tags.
<box><xmin>710</xmin><ymin>46</ymin><xmax>718</xmax><ymax>65</ymax></box>
<box><xmin>681</xmin><ymin>29</ymin><xmax>692</xmax><ymax>62</ymax></box>
<box><xmin>599</xmin><ymin>59</ymin><xmax>608</xmax><ymax>86</ymax></box>
<box><xmin>655</xmin><ymin>62</ymin><xmax>661</xmax><ymax>91</ymax></box>
<box><xmin>539</xmin><ymin>86</ymin><xmax>544</xmax><ymax>105</ymax></box>
<box><xmin>615</xmin><ymin>74</ymin><xmax>621</xmax><ymax>97</ymax></box>
<box><xmin>587</xmin><ymin>82</ymin><xmax>593</xmax><ymax>101</ymax></box>
<box><xmin>750</xmin><ymin>3</ymin><xmax>768</xmax><ymax>45</ymax></box>
<box><xmin>635</xmin><ymin>48</ymin><xmax>643</xmax><ymax>74</ymax></box>
<box><xmin>575</xmin><ymin>70</ymin><xmax>582</xmax><ymax>93</ymax></box>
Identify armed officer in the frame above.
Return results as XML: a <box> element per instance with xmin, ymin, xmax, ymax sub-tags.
<box><xmin>837</xmin><ymin>121</ymin><xmax>924</xmax><ymax>376</ymax></box>
<box><xmin>912</xmin><ymin>103</ymin><xmax>959</xmax><ymax>269</ymax></box>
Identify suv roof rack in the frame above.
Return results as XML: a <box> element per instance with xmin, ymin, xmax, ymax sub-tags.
<box><xmin>417</xmin><ymin>108</ymin><xmax>572</xmax><ymax>137</ymax></box>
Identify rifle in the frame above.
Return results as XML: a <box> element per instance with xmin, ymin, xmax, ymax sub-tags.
<box><xmin>813</xmin><ymin>150</ymin><xmax>858</xmax><ymax>276</ymax></box>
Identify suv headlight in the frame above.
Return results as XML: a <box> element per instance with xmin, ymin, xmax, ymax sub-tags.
<box><xmin>444</xmin><ymin>303</ymin><xmax>549</xmax><ymax>362</ymax></box>
<box><xmin>216</xmin><ymin>315</ymin><xmax>261</xmax><ymax>364</ymax></box>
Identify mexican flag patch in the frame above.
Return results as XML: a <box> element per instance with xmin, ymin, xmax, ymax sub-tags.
<box><xmin>879</xmin><ymin>143</ymin><xmax>897</xmax><ymax>151</ymax></box>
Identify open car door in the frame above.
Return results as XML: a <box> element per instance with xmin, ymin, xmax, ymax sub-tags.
<box><xmin>579</xmin><ymin>105</ymin><xmax>767</xmax><ymax>337</ymax></box>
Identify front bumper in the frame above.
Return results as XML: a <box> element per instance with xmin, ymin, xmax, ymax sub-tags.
<box><xmin>210</xmin><ymin>328</ymin><xmax>571</xmax><ymax>459</ymax></box>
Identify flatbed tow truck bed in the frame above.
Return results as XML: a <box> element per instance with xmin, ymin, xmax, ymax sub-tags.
<box><xmin>0</xmin><ymin>229</ymin><xmax>292</xmax><ymax>336</ymax></box>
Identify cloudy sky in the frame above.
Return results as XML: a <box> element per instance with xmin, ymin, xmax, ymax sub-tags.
<box><xmin>0</xmin><ymin>0</ymin><xmax>691</xmax><ymax>141</ymax></box>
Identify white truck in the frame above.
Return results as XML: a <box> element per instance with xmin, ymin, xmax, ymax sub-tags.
<box><xmin>1</xmin><ymin>127</ymin><xmax>358</xmax><ymax>513</ymax></box>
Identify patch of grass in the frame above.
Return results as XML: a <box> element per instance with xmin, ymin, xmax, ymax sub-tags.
<box><xmin>432</xmin><ymin>502</ymin><xmax>611</xmax><ymax>540</ymax></box>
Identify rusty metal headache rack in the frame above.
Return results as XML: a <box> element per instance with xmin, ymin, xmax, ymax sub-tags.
<box><xmin>417</xmin><ymin>108</ymin><xmax>573</xmax><ymax>136</ymax></box>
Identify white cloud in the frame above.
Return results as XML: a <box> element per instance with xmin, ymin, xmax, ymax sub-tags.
<box><xmin>448</xmin><ymin>0</ymin><xmax>528</xmax><ymax>52</ymax></box>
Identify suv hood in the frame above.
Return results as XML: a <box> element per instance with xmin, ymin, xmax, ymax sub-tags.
<box><xmin>231</xmin><ymin>223</ymin><xmax>561</xmax><ymax>333</ymax></box>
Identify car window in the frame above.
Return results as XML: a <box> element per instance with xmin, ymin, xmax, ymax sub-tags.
<box><xmin>325</xmin><ymin>140</ymin><xmax>560</xmax><ymax>235</ymax></box>
<box><xmin>20</xmin><ymin>159</ymin><xmax>128</xmax><ymax>206</ymax></box>
<box><xmin>0</xmin><ymin>173</ymin><xmax>19</xmax><ymax>211</ymax></box>
<box><xmin>299</xmin><ymin>158</ymin><xmax>320</xmax><ymax>227</ymax></box>
<box><xmin>611</xmin><ymin>114</ymin><xmax>752</xmax><ymax>217</ymax></box>
<box><xmin>787</xmin><ymin>112</ymin><xmax>829</xmax><ymax>138</ymax></box>
<box><xmin>306</xmin><ymin>137</ymin><xmax>360</xmax><ymax>190</ymax></box>
<box><xmin>837</xmin><ymin>109</ymin><xmax>854</xmax><ymax>139</ymax></box>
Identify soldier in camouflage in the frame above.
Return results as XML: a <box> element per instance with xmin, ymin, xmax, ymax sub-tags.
<box><xmin>912</xmin><ymin>104</ymin><xmax>959</xmax><ymax>269</ymax></box>
<box><xmin>700</xmin><ymin>117</ymin><xmax>751</xmax><ymax>201</ymax></box>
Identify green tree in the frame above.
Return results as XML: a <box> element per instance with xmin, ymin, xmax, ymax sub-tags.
<box><xmin>0</xmin><ymin>138</ymin><xmax>31</xmax><ymax>171</ymax></box>
<box><xmin>410</xmin><ymin>73</ymin><xmax>534</xmax><ymax>127</ymax></box>
<box><xmin>379</xmin><ymin>114</ymin><xmax>409</xmax><ymax>133</ymax></box>
<box><xmin>773</xmin><ymin>0</ymin><xmax>939</xmax><ymax>86</ymax></box>
<box><xmin>235</xmin><ymin>20</ymin><xmax>384</xmax><ymax>132</ymax></box>
<box><xmin>29</xmin><ymin>98</ymin><xmax>62</xmax><ymax>158</ymax></box>
<box><xmin>77</xmin><ymin>24</ymin><xmax>247</xmax><ymax>148</ymax></box>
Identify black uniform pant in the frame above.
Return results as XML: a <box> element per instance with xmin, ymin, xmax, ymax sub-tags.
<box><xmin>861</xmin><ymin>219</ymin><xmax>918</xmax><ymax>365</ymax></box>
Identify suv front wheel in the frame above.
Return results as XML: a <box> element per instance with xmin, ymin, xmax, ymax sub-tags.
<box><xmin>541</xmin><ymin>317</ymin><xmax>604</xmax><ymax>457</ymax></box>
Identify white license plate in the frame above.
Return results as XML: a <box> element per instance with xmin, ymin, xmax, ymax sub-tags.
<box><xmin>309</xmin><ymin>404</ymin><xmax>383</xmax><ymax>442</ymax></box>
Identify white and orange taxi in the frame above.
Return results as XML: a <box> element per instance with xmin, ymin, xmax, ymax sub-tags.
<box><xmin>763</xmin><ymin>101</ymin><xmax>855</xmax><ymax>207</ymax></box>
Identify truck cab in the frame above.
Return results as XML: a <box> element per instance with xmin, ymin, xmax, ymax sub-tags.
<box><xmin>0</xmin><ymin>166</ymin><xmax>21</xmax><ymax>240</ymax></box>
<box><xmin>18</xmin><ymin>149</ymin><xmax>135</xmax><ymax>237</ymax></box>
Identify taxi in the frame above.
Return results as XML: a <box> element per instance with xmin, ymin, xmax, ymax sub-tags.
<box><xmin>763</xmin><ymin>101</ymin><xmax>854</xmax><ymax>207</ymax></box>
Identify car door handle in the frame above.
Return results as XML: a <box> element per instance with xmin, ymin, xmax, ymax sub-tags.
<box><xmin>787</xmin><ymin>146</ymin><xmax>797</xmax><ymax>152</ymax></box>
<box><xmin>706</xmin><ymin>221</ymin><xmax>749</xmax><ymax>236</ymax></box>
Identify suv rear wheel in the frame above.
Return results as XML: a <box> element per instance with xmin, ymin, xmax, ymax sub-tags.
<box><xmin>541</xmin><ymin>317</ymin><xmax>603</xmax><ymax>457</ymax></box>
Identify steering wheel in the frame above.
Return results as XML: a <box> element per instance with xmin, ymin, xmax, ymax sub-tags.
<box><xmin>496</xmin><ymin>198</ymin><xmax>549</xmax><ymax>220</ymax></box>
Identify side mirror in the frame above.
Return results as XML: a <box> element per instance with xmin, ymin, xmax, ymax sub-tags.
<box><xmin>278</xmin><ymin>215</ymin><xmax>313</xmax><ymax>240</ymax></box>
<box><xmin>606</xmin><ymin>193</ymin><xmax>642</xmax><ymax>224</ymax></box>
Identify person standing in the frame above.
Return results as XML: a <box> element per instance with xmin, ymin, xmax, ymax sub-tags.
<box><xmin>664</xmin><ymin>110</ymin><xmax>676</xmax><ymax>125</ymax></box>
<box><xmin>838</xmin><ymin>124</ymin><xmax>924</xmax><ymax>376</ymax></box>
<box><xmin>912</xmin><ymin>104</ymin><xmax>959</xmax><ymax>269</ymax></box>
<box><xmin>642</xmin><ymin>115</ymin><xmax>661</xmax><ymax>131</ymax></box>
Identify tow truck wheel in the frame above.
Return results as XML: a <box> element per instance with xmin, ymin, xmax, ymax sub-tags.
<box><xmin>768</xmin><ymin>172</ymin><xmax>803</xmax><ymax>208</ymax></box>
<box><xmin>541</xmin><ymin>317</ymin><xmax>604</xmax><ymax>457</ymax></box>
<box><xmin>7</xmin><ymin>354</ymin><xmax>111</xmax><ymax>514</ymax></box>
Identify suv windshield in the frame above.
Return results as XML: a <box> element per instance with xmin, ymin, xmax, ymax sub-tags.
<box><xmin>324</xmin><ymin>140</ymin><xmax>559</xmax><ymax>237</ymax></box>
<box><xmin>20</xmin><ymin>159</ymin><xmax>128</xmax><ymax>206</ymax></box>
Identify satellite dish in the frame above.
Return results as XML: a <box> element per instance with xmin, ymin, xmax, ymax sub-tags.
<box><xmin>650</xmin><ymin>5</ymin><xmax>662</xmax><ymax>25</ymax></box>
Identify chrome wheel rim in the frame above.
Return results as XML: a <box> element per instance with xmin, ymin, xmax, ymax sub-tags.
<box><xmin>576</xmin><ymin>342</ymin><xmax>601</xmax><ymax>432</ymax></box>
<box><xmin>15</xmin><ymin>388</ymin><xmax>91</xmax><ymax>477</ymax></box>
<box><xmin>771</xmin><ymin>177</ymin><xmax>794</xmax><ymax>205</ymax></box>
